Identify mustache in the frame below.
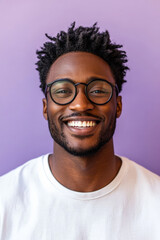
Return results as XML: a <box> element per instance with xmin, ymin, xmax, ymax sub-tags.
<box><xmin>60</xmin><ymin>112</ymin><xmax>103</xmax><ymax>121</ymax></box>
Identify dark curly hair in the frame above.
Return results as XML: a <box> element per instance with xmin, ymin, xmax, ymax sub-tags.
<box><xmin>36</xmin><ymin>22</ymin><xmax>129</xmax><ymax>94</ymax></box>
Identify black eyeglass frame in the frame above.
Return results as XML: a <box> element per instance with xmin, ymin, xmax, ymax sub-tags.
<box><xmin>45</xmin><ymin>78</ymin><xmax>119</xmax><ymax>106</ymax></box>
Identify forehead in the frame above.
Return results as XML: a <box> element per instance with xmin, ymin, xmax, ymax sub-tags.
<box><xmin>46</xmin><ymin>52</ymin><xmax>115</xmax><ymax>84</ymax></box>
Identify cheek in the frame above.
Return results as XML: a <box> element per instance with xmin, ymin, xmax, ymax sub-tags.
<box><xmin>47</xmin><ymin>100</ymin><xmax>66</xmax><ymax>122</ymax></box>
<box><xmin>97</xmin><ymin>102</ymin><xmax>117</xmax><ymax>121</ymax></box>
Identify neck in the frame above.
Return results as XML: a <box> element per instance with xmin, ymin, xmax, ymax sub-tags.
<box><xmin>49</xmin><ymin>140</ymin><xmax>122</xmax><ymax>192</ymax></box>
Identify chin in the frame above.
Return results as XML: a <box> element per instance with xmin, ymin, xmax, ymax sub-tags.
<box><xmin>62</xmin><ymin>147</ymin><xmax>101</xmax><ymax>157</ymax></box>
<box><xmin>56</xmin><ymin>138</ymin><xmax>111</xmax><ymax>157</ymax></box>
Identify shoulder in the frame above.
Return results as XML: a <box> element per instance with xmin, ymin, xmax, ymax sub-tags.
<box><xmin>0</xmin><ymin>154</ymin><xmax>49</xmax><ymax>201</ymax></box>
<box><xmin>121</xmin><ymin>156</ymin><xmax>160</xmax><ymax>195</ymax></box>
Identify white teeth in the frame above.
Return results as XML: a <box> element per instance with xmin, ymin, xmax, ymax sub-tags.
<box><xmin>86</xmin><ymin>122</ymin><xmax>90</xmax><ymax>127</ymax></box>
<box><xmin>82</xmin><ymin>121</ymin><xmax>86</xmax><ymax>127</ymax></box>
<box><xmin>67</xmin><ymin>121</ymin><xmax>97</xmax><ymax>127</ymax></box>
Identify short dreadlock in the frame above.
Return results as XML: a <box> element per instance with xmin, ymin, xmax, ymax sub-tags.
<box><xmin>36</xmin><ymin>22</ymin><xmax>129</xmax><ymax>94</ymax></box>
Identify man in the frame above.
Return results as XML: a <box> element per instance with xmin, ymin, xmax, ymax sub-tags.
<box><xmin>0</xmin><ymin>23</ymin><xmax>160</xmax><ymax>239</ymax></box>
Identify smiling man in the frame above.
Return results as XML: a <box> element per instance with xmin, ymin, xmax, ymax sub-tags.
<box><xmin>1</xmin><ymin>23</ymin><xmax>160</xmax><ymax>239</ymax></box>
<box><xmin>43</xmin><ymin>51</ymin><xmax>122</xmax><ymax>192</ymax></box>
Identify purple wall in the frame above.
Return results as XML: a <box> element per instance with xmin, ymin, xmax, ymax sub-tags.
<box><xmin>0</xmin><ymin>0</ymin><xmax>160</xmax><ymax>176</ymax></box>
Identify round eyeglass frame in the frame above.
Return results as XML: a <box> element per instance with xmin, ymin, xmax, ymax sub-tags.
<box><xmin>45</xmin><ymin>78</ymin><xmax>119</xmax><ymax>106</ymax></box>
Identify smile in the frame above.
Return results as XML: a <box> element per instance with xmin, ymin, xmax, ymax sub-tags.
<box><xmin>67</xmin><ymin>121</ymin><xmax>97</xmax><ymax>128</ymax></box>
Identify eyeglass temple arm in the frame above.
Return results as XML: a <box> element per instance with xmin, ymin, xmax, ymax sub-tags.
<box><xmin>115</xmin><ymin>84</ymin><xmax>119</xmax><ymax>95</ymax></box>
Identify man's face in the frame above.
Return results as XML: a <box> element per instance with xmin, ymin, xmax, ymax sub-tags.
<box><xmin>43</xmin><ymin>52</ymin><xmax>122</xmax><ymax>156</ymax></box>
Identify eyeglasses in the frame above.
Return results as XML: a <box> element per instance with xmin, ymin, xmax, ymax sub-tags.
<box><xmin>45</xmin><ymin>78</ymin><xmax>119</xmax><ymax>105</ymax></box>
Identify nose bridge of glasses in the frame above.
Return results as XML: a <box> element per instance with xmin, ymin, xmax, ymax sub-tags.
<box><xmin>75</xmin><ymin>82</ymin><xmax>87</xmax><ymax>88</ymax></box>
<box><xmin>74</xmin><ymin>82</ymin><xmax>90</xmax><ymax>99</ymax></box>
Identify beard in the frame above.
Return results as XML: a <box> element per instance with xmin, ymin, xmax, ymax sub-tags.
<box><xmin>47</xmin><ymin>113</ymin><xmax>117</xmax><ymax>157</ymax></box>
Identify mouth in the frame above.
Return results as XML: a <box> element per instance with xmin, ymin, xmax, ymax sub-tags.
<box><xmin>62</xmin><ymin>117</ymin><xmax>101</xmax><ymax>137</ymax></box>
<box><xmin>67</xmin><ymin>120</ymin><xmax>97</xmax><ymax>128</ymax></box>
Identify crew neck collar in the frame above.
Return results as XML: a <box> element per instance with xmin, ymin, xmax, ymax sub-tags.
<box><xmin>42</xmin><ymin>153</ymin><xmax>128</xmax><ymax>200</ymax></box>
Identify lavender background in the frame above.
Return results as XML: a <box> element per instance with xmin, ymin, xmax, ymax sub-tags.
<box><xmin>0</xmin><ymin>0</ymin><xmax>160</xmax><ymax>176</ymax></box>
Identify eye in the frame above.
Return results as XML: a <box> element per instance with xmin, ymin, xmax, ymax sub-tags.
<box><xmin>89</xmin><ymin>88</ymin><xmax>110</xmax><ymax>97</ymax></box>
<box><xmin>53</xmin><ymin>88</ymin><xmax>73</xmax><ymax>98</ymax></box>
<box><xmin>91</xmin><ymin>89</ymin><xmax>107</xmax><ymax>93</ymax></box>
<box><xmin>56</xmin><ymin>89</ymin><xmax>71</xmax><ymax>94</ymax></box>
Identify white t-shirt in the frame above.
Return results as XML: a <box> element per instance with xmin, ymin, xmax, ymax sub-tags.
<box><xmin>0</xmin><ymin>154</ymin><xmax>160</xmax><ymax>240</ymax></box>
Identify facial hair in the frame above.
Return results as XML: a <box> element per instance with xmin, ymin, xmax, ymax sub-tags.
<box><xmin>47</xmin><ymin>114</ymin><xmax>117</xmax><ymax>157</ymax></box>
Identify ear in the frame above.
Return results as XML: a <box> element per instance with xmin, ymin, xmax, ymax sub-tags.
<box><xmin>116</xmin><ymin>96</ymin><xmax>122</xmax><ymax>118</ymax></box>
<box><xmin>43</xmin><ymin>98</ymin><xmax>48</xmax><ymax>120</ymax></box>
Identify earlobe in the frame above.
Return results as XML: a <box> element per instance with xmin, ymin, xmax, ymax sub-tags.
<box><xmin>116</xmin><ymin>96</ymin><xmax>122</xmax><ymax>118</ymax></box>
<box><xmin>43</xmin><ymin>98</ymin><xmax>48</xmax><ymax>120</ymax></box>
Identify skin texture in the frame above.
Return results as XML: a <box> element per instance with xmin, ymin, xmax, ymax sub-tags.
<box><xmin>43</xmin><ymin>52</ymin><xmax>122</xmax><ymax>192</ymax></box>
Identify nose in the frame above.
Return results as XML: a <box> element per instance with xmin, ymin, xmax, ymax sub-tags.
<box><xmin>69</xmin><ymin>88</ymin><xmax>94</xmax><ymax>112</ymax></box>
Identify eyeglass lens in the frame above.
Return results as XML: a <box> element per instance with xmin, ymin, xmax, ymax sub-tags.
<box><xmin>50</xmin><ymin>80</ymin><xmax>113</xmax><ymax>105</ymax></box>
